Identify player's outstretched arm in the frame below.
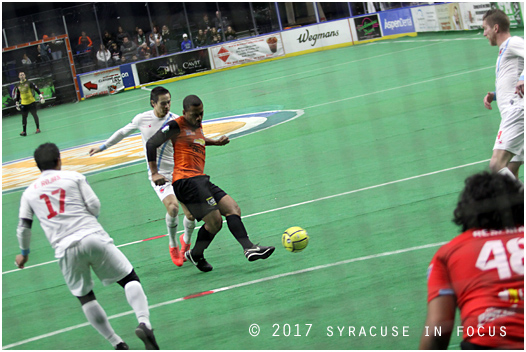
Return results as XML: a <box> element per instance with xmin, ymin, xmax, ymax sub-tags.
<box><xmin>88</xmin><ymin>120</ymin><xmax>140</xmax><ymax>156</ymax></box>
<box><xmin>89</xmin><ymin>146</ymin><xmax>102</xmax><ymax>156</ymax></box>
<box><xmin>483</xmin><ymin>92</ymin><xmax>495</xmax><ymax>110</ymax></box>
<box><xmin>205</xmin><ymin>135</ymin><xmax>230</xmax><ymax>146</ymax></box>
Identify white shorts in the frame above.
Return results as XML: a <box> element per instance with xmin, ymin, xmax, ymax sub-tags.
<box><xmin>59</xmin><ymin>231</ymin><xmax>133</xmax><ymax>297</ymax></box>
<box><xmin>494</xmin><ymin>109</ymin><xmax>524</xmax><ymax>162</ymax></box>
<box><xmin>151</xmin><ymin>180</ymin><xmax>176</xmax><ymax>201</ymax></box>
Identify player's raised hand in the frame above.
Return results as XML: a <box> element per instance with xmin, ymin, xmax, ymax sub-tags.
<box><xmin>483</xmin><ymin>92</ymin><xmax>494</xmax><ymax>110</ymax></box>
<box><xmin>515</xmin><ymin>80</ymin><xmax>524</xmax><ymax>98</ymax></box>
<box><xmin>89</xmin><ymin>147</ymin><xmax>102</xmax><ymax>156</ymax></box>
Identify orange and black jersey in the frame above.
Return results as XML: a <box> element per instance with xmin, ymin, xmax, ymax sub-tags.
<box><xmin>146</xmin><ymin>115</ymin><xmax>206</xmax><ymax>181</ymax></box>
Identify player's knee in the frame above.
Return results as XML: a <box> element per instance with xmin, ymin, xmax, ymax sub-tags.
<box><xmin>207</xmin><ymin>213</ymin><xmax>223</xmax><ymax>233</ymax></box>
<box><xmin>166</xmin><ymin>203</ymin><xmax>179</xmax><ymax>217</ymax></box>
<box><xmin>186</xmin><ymin>213</ymin><xmax>195</xmax><ymax>221</ymax></box>
<box><xmin>117</xmin><ymin>269</ymin><xmax>140</xmax><ymax>288</ymax></box>
<box><xmin>77</xmin><ymin>290</ymin><xmax>96</xmax><ymax>305</ymax></box>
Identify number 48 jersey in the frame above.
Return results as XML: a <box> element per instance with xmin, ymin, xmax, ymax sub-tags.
<box><xmin>427</xmin><ymin>226</ymin><xmax>524</xmax><ymax>348</ymax></box>
<box><xmin>19</xmin><ymin>169</ymin><xmax>104</xmax><ymax>258</ymax></box>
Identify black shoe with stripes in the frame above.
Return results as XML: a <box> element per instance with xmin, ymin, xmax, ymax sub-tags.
<box><xmin>185</xmin><ymin>250</ymin><xmax>213</xmax><ymax>272</ymax></box>
<box><xmin>244</xmin><ymin>245</ymin><xmax>275</xmax><ymax>262</ymax></box>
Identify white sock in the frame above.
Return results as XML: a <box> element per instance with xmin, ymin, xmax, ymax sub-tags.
<box><xmin>498</xmin><ymin>167</ymin><xmax>516</xmax><ymax>180</ymax></box>
<box><xmin>183</xmin><ymin>216</ymin><xmax>196</xmax><ymax>244</ymax></box>
<box><xmin>166</xmin><ymin>213</ymin><xmax>179</xmax><ymax>248</ymax></box>
<box><xmin>124</xmin><ymin>281</ymin><xmax>152</xmax><ymax>330</ymax></box>
<box><xmin>82</xmin><ymin>300</ymin><xmax>123</xmax><ymax>347</ymax></box>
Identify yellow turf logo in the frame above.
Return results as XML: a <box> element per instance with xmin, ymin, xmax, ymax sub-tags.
<box><xmin>2</xmin><ymin>110</ymin><xmax>303</xmax><ymax>193</ymax></box>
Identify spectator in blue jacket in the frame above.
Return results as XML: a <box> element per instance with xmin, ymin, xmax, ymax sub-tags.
<box><xmin>181</xmin><ymin>33</ymin><xmax>193</xmax><ymax>51</ymax></box>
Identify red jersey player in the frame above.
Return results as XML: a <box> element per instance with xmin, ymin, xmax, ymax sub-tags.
<box><xmin>420</xmin><ymin>172</ymin><xmax>524</xmax><ymax>350</ymax></box>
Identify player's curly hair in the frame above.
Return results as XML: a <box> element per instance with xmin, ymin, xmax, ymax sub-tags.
<box><xmin>453</xmin><ymin>171</ymin><xmax>523</xmax><ymax>231</ymax></box>
<box><xmin>34</xmin><ymin>143</ymin><xmax>60</xmax><ymax>171</ymax></box>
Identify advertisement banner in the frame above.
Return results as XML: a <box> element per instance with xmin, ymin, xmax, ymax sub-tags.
<box><xmin>135</xmin><ymin>49</ymin><xmax>211</xmax><ymax>85</ymax></box>
<box><xmin>411</xmin><ymin>6</ymin><xmax>440</xmax><ymax>32</ymax></box>
<box><xmin>210</xmin><ymin>34</ymin><xmax>284</xmax><ymax>69</ymax></box>
<box><xmin>491</xmin><ymin>2</ymin><xmax>523</xmax><ymax>27</ymax></box>
<box><xmin>352</xmin><ymin>14</ymin><xmax>382</xmax><ymax>41</ymax></box>
<box><xmin>380</xmin><ymin>8</ymin><xmax>415</xmax><ymax>35</ymax></box>
<box><xmin>2</xmin><ymin>76</ymin><xmax>55</xmax><ymax>110</ymax></box>
<box><xmin>459</xmin><ymin>2</ymin><xmax>492</xmax><ymax>29</ymax></box>
<box><xmin>119</xmin><ymin>63</ymin><xmax>135</xmax><ymax>89</ymax></box>
<box><xmin>435</xmin><ymin>3</ymin><xmax>465</xmax><ymax>30</ymax></box>
<box><xmin>280</xmin><ymin>20</ymin><xmax>353</xmax><ymax>54</ymax></box>
<box><xmin>79</xmin><ymin>67</ymin><xmax>124</xmax><ymax>99</ymax></box>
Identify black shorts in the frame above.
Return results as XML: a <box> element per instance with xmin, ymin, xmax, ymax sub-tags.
<box><xmin>173</xmin><ymin>175</ymin><xmax>227</xmax><ymax>221</ymax></box>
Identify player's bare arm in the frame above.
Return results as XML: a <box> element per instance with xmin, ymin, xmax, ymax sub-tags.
<box><xmin>483</xmin><ymin>92</ymin><xmax>495</xmax><ymax>110</ymax></box>
<box><xmin>89</xmin><ymin>146</ymin><xmax>102</xmax><ymax>156</ymax></box>
<box><xmin>15</xmin><ymin>217</ymin><xmax>33</xmax><ymax>269</ymax></box>
<box><xmin>419</xmin><ymin>295</ymin><xmax>456</xmax><ymax>349</ymax></box>
<box><xmin>205</xmin><ymin>135</ymin><xmax>230</xmax><ymax>146</ymax></box>
<box><xmin>515</xmin><ymin>80</ymin><xmax>524</xmax><ymax>98</ymax></box>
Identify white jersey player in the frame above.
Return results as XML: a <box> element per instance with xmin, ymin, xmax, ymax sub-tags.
<box><xmin>15</xmin><ymin>143</ymin><xmax>159</xmax><ymax>350</ymax></box>
<box><xmin>89</xmin><ymin>86</ymin><xmax>196</xmax><ymax>267</ymax></box>
<box><xmin>482</xmin><ymin>9</ymin><xmax>524</xmax><ymax>179</ymax></box>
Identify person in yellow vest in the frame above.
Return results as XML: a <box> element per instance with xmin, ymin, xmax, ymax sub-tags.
<box><xmin>14</xmin><ymin>72</ymin><xmax>44</xmax><ymax>136</ymax></box>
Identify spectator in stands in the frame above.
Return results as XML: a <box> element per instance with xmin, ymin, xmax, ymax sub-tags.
<box><xmin>116</xmin><ymin>26</ymin><xmax>130</xmax><ymax>46</ymax></box>
<box><xmin>137</xmin><ymin>42</ymin><xmax>151</xmax><ymax>60</ymax></box>
<box><xmin>149</xmin><ymin>26</ymin><xmax>164</xmax><ymax>57</ymax></box>
<box><xmin>37</xmin><ymin>44</ymin><xmax>51</xmax><ymax>62</ymax></box>
<box><xmin>224</xmin><ymin>26</ymin><xmax>237</xmax><ymax>41</ymax></box>
<box><xmin>96</xmin><ymin>44</ymin><xmax>111</xmax><ymax>68</ymax></box>
<box><xmin>78</xmin><ymin>31</ymin><xmax>93</xmax><ymax>50</ymax></box>
<box><xmin>21</xmin><ymin>53</ymin><xmax>32</xmax><ymax>66</ymax></box>
<box><xmin>102</xmin><ymin>30</ymin><xmax>115</xmax><ymax>49</ymax></box>
<box><xmin>121</xmin><ymin>36</ymin><xmax>138</xmax><ymax>62</ymax></box>
<box><xmin>161</xmin><ymin>25</ymin><xmax>176</xmax><ymax>53</ymax></box>
<box><xmin>200</xmin><ymin>14</ymin><xmax>212</xmax><ymax>32</ymax></box>
<box><xmin>195</xmin><ymin>29</ymin><xmax>207</xmax><ymax>47</ymax></box>
<box><xmin>214</xmin><ymin>11</ymin><xmax>228</xmax><ymax>33</ymax></box>
<box><xmin>209</xmin><ymin>27</ymin><xmax>221</xmax><ymax>45</ymax></box>
<box><xmin>135</xmin><ymin>28</ymin><xmax>148</xmax><ymax>47</ymax></box>
<box><xmin>181</xmin><ymin>33</ymin><xmax>193</xmax><ymax>51</ymax></box>
<box><xmin>109</xmin><ymin>42</ymin><xmax>122</xmax><ymax>65</ymax></box>
<box><xmin>49</xmin><ymin>32</ymin><xmax>64</xmax><ymax>60</ymax></box>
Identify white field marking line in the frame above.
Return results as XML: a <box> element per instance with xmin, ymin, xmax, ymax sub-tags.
<box><xmin>302</xmin><ymin>65</ymin><xmax>493</xmax><ymax>111</ymax></box>
<box><xmin>141</xmin><ymin>86</ymin><xmax>152</xmax><ymax>91</ymax></box>
<box><xmin>2</xmin><ymin>158</ymin><xmax>489</xmax><ymax>276</ymax></box>
<box><xmin>2</xmin><ymin>240</ymin><xmax>447</xmax><ymax>350</ymax></box>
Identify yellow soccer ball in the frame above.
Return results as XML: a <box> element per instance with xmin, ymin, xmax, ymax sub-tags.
<box><xmin>282</xmin><ymin>226</ymin><xmax>309</xmax><ymax>253</ymax></box>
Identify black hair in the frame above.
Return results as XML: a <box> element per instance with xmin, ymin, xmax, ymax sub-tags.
<box><xmin>453</xmin><ymin>171</ymin><xmax>523</xmax><ymax>231</ymax></box>
<box><xmin>150</xmin><ymin>86</ymin><xmax>170</xmax><ymax>107</ymax></box>
<box><xmin>34</xmin><ymin>143</ymin><xmax>60</xmax><ymax>171</ymax></box>
<box><xmin>183</xmin><ymin>95</ymin><xmax>202</xmax><ymax>111</ymax></box>
<box><xmin>483</xmin><ymin>9</ymin><xmax>510</xmax><ymax>32</ymax></box>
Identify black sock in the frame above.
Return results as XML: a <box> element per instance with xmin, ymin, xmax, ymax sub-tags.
<box><xmin>226</xmin><ymin>215</ymin><xmax>254</xmax><ymax>249</ymax></box>
<box><xmin>191</xmin><ymin>226</ymin><xmax>215</xmax><ymax>258</ymax></box>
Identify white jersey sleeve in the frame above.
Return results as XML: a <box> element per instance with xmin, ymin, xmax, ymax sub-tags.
<box><xmin>101</xmin><ymin>114</ymin><xmax>141</xmax><ymax>150</ymax></box>
<box><xmin>20</xmin><ymin>170</ymin><xmax>105</xmax><ymax>258</ymax></box>
<box><xmin>495</xmin><ymin>36</ymin><xmax>524</xmax><ymax>113</ymax></box>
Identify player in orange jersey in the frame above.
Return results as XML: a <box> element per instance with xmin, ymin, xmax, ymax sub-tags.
<box><xmin>145</xmin><ymin>95</ymin><xmax>275</xmax><ymax>272</ymax></box>
<box><xmin>420</xmin><ymin>171</ymin><xmax>523</xmax><ymax>349</ymax></box>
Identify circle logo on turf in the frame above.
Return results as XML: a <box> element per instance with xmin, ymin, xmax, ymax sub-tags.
<box><xmin>2</xmin><ymin>110</ymin><xmax>304</xmax><ymax>193</ymax></box>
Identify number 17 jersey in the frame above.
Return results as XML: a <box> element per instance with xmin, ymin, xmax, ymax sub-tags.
<box><xmin>427</xmin><ymin>226</ymin><xmax>524</xmax><ymax>348</ymax></box>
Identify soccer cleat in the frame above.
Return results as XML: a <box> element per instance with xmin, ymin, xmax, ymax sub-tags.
<box><xmin>244</xmin><ymin>245</ymin><xmax>275</xmax><ymax>262</ymax></box>
<box><xmin>169</xmin><ymin>246</ymin><xmax>183</xmax><ymax>267</ymax></box>
<box><xmin>135</xmin><ymin>323</ymin><xmax>160</xmax><ymax>350</ymax></box>
<box><xmin>179</xmin><ymin>234</ymin><xmax>191</xmax><ymax>262</ymax></box>
<box><xmin>115</xmin><ymin>342</ymin><xmax>129</xmax><ymax>350</ymax></box>
<box><xmin>20</xmin><ymin>132</ymin><xmax>27</xmax><ymax>136</ymax></box>
<box><xmin>185</xmin><ymin>250</ymin><xmax>213</xmax><ymax>272</ymax></box>
<box><xmin>35</xmin><ymin>128</ymin><xmax>41</xmax><ymax>134</ymax></box>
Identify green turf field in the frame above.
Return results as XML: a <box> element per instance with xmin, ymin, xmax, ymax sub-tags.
<box><xmin>2</xmin><ymin>30</ymin><xmax>523</xmax><ymax>350</ymax></box>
